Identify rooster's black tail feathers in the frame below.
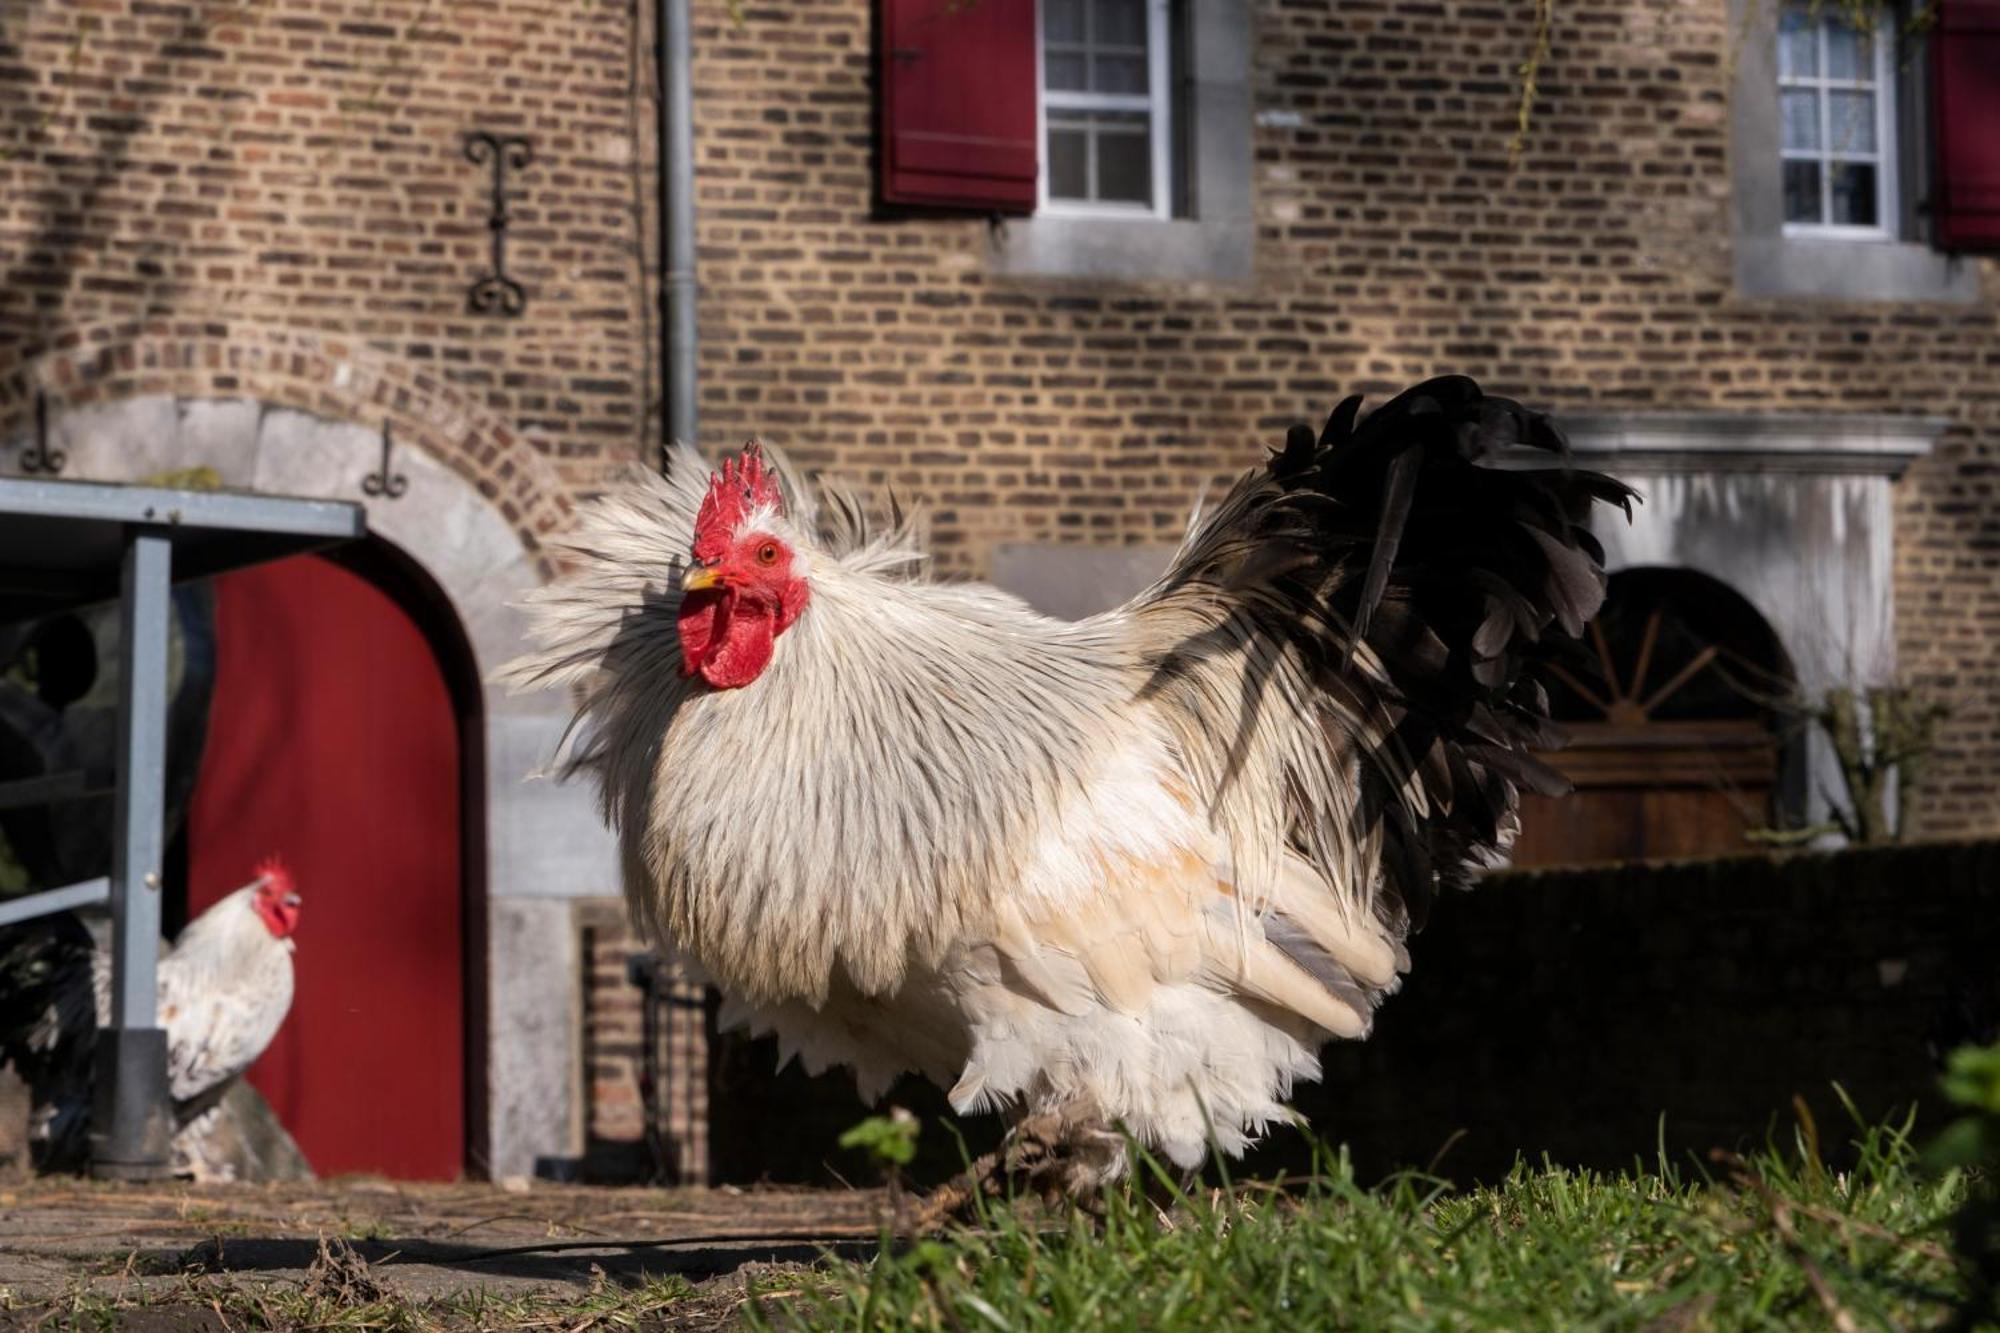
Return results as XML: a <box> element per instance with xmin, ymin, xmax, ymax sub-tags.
<box><xmin>1283</xmin><ymin>376</ymin><xmax>1634</xmax><ymax>926</ymax></box>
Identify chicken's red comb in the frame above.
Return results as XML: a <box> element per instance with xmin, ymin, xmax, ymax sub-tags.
<box><xmin>254</xmin><ymin>856</ymin><xmax>295</xmax><ymax>898</ymax></box>
<box><xmin>693</xmin><ymin>442</ymin><xmax>782</xmax><ymax>565</ymax></box>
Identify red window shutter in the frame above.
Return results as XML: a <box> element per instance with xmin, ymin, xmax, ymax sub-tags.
<box><xmin>879</xmin><ymin>0</ymin><xmax>1037</xmax><ymax>214</ymax></box>
<box><xmin>1933</xmin><ymin>0</ymin><xmax>2000</xmax><ymax>249</ymax></box>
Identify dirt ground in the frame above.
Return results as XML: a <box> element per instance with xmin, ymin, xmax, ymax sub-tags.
<box><xmin>0</xmin><ymin>1174</ymin><xmax>888</xmax><ymax>1327</ymax></box>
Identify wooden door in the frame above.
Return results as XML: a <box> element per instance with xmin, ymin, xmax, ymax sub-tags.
<box><xmin>1512</xmin><ymin>569</ymin><xmax>1789</xmax><ymax>869</ymax></box>
<box><xmin>1512</xmin><ymin>722</ymin><xmax>1778</xmax><ymax>866</ymax></box>
<box><xmin>187</xmin><ymin>553</ymin><xmax>465</xmax><ymax>1179</ymax></box>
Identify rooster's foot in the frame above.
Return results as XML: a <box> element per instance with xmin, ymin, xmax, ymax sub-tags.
<box><xmin>1003</xmin><ymin>1110</ymin><xmax>1127</xmax><ymax>1210</ymax></box>
<box><xmin>906</xmin><ymin>1109</ymin><xmax>1129</xmax><ymax>1233</ymax></box>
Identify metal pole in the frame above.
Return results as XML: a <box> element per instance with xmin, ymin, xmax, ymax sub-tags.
<box><xmin>658</xmin><ymin>0</ymin><xmax>698</xmax><ymax>463</ymax></box>
<box><xmin>91</xmin><ymin>527</ymin><xmax>173</xmax><ymax>1179</ymax></box>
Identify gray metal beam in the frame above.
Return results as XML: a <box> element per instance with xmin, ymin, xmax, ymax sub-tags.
<box><xmin>0</xmin><ymin>477</ymin><xmax>363</xmax><ymax>540</ymax></box>
<box><xmin>0</xmin><ymin>877</ymin><xmax>109</xmax><ymax>927</ymax></box>
<box><xmin>91</xmin><ymin>526</ymin><xmax>174</xmax><ymax>1179</ymax></box>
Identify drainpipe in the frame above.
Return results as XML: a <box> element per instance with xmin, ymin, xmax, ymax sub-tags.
<box><xmin>657</xmin><ymin>0</ymin><xmax>698</xmax><ymax>465</ymax></box>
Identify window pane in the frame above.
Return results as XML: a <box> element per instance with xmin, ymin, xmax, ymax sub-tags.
<box><xmin>1047</xmin><ymin>125</ymin><xmax>1088</xmax><ymax>201</ymax></box>
<box><xmin>1779</xmin><ymin>7</ymin><xmax>1817</xmax><ymax>78</ymax></box>
<box><xmin>1092</xmin><ymin>0</ymin><xmax>1146</xmax><ymax>47</ymax></box>
<box><xmin>1093</xmin><ymin>53</ymin><xmax>1147</xmax><ymax>93</ymax></box>
<box><xmin>1095</xmin><ymin>114</ymin><xmax>1152</xmax><ymax>204</ymax></box>
<box><xmin>1781</xmin><ymin>88</ymin><xmax>1820</xmax><ymax>150</ymax></box>
<box><xmin>1046</xmin><ymin>0</ymin><xmax>1084</xmax><ymax>44</ymax></box>
<box><xmin>1829</xmin><ymin>89</ymin><xmax>1875</xmax><ymax>153</ymax></box>
<box><xmin>1784</xmin><ymin>159</ymin><xmax>1823</xmax><ymax>224</ymax></box>
<box><xmin>1825</xmin><ymin>21</ymin><xmax>1871</xmax><ymax>81</ymax></box>
<box><xmin>1046</xmin><ymin>50</ymin><xmax>1087</xmax><ymax>91</ymax></box>
<box><xmin>1830</xmin><ymin>161</ymin><xmax>1878</xmax><ymax>225</ymax></box>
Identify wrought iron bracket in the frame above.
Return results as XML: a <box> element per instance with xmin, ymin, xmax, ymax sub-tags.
<box><xmin>464</xmin><ymin>130</ymin><xmax>532</xmax><ymax>317</ymax></box>
<box><xmin>21</xmin><ymin>390</ymin><xmax>65</xmax><ymax>475</ymax></box>
<box><xmin>362</xmin><ymin>420</ymin><xmax>407</xmax><ymax>499</ymax></box>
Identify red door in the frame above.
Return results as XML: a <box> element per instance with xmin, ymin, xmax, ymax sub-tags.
<box><xmin>187</xmin><ymin>553</ymin><xmax>465</xmax><ymax>1179</ymax></box>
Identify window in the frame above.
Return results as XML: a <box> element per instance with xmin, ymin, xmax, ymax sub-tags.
<box><xmin>1038</xmin><ymin>0</ymin><xmax>1172</xmax><ymax>217</ymax></box>
<box><xmin>877</xmin><ymin>0</ymin><xmax>1251</xmax><ymax>281</ymax></box>
<box><xmin>1778</xmin><ymin>4</ymin><xmax>1898</xmax><ymax>237</ymax></box>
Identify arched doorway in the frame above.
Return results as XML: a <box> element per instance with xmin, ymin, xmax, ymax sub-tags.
<box><xmin>1513</xmin><ymin>568</ymin><xmax>1796</xmax><ymax>867</ymax></box>
<box><xmin>184</xmin><ymin>541</ymin><xmax>484</xmax><ymax>1179</ymax></box>
<box><xmin>0</xmin><ymin>387</ymin><xmax>616</xmax><ymax>1181</ymax></box>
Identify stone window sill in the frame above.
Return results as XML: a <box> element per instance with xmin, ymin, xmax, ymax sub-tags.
<box><xmin>1735</xmin><ymin>235</ymin><xmax>1979</xmax><ymax>302</ymax></box>
<box><xmin>985</xmin><ymin>213</ymin><xmax>1251</xmax><ymax>283</ymax></box>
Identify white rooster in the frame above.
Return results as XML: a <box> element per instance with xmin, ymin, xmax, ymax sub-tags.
<box><xmin>1</xmin><ymin>859</ymin><xmax>301</xmax><ymax>1177</ymax></box>
<box><xmin>508</xmin><ymin>377</ymin><xmax>1631</xmax><ymax>1196</ymax></box>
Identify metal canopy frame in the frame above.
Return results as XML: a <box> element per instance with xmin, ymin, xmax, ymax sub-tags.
<box><xmin>0</xmin><ymin>476</ymin><xmax>364</xmax><ymax>1178</ymax></box>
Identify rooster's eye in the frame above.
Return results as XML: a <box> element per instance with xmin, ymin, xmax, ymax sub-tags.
<box><xmin>755</xmin><ymin>542</ymin><xmax>780</xmax><ymax>567</ymax></box>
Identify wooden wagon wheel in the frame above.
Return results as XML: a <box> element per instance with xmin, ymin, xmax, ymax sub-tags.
<box><xmin>1547</xmin><ymin>606</ymin><xmax>1720</xmax><ymax>730</ymax></box>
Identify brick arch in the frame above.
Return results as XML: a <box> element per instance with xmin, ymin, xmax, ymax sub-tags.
<box><xmin>0</xmin><ymin>321</ymin><xmax>572</xmax><ymax>563</ymax></box>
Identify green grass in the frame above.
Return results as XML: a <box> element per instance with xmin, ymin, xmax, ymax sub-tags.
<box><xmin>768</xmin><ymin>1106</ymin><xmax>1986</xmax><ymax>1331</ymax></box>
<box><xmin>8</xmin><ymin>1066</ymin><xmax>1997</xmax><ymax>1329</ymax></box>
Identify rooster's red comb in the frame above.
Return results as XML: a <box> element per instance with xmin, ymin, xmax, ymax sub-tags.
<box><xmin>693</xmin><ymin>442</ymin><xmax>782</xmax><ymax>565</ymax></box>
<box><xmin>254</xmin><ymin>856</ymin><xmax>295</xmax><ymax>898</ymax></box>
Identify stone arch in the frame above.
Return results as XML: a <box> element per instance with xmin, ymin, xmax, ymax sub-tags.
<box><xmin>0</xmin><ymin>321</ymin><xmax>574</xmax><ymax>559</ymax></box>
<box><xmin>1562</xmin><ymin>410</ymin><xmax>1946</xmax><ymax>848</ymax></box>
<box><xmin>0</xmin><ymin>325</ymin><xmax>611</xmax><ymax>1180</ymax></box>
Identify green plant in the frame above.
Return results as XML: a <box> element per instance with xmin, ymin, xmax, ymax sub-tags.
<box><xmin>1928</xmin><ymin>1043</ymin><xmax>2000</xmax><ymax>1327</ymax></box>
<box><xmin>838</xmin><ymin>1106</ymin><xmax>924</xmax><ymax>1236</ymax></box>
<box><xmin>1753</xmin><ymin>683</ymin><xmax>1950</xmax><ymax>847</ymax></box>
<box><xmin>837</xmin><ymin>1108</ymin><xmax>921</xmax><ymax>1171</ymax></box>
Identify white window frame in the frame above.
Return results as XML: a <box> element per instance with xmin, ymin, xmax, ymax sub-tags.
<box><xmin>1035</xmin><ymin>0</ymin><xmax>1174</xmax><ymax>220</ymax></box>
<box><xmin>1779</xmin><ymin>6</ymin><xmax>1899</xmax><ymax>242</ymax></box>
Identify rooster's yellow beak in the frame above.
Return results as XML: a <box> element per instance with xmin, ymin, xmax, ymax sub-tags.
<box><xmin>681</xmin><ymin>566</ymin><xmax>722</xmax><ymax>593</ymax></box>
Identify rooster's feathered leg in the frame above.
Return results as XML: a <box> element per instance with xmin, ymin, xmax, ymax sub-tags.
<box><xmin>910</xmin><ymin>1103</ymin><xmax>1135</xmax><ymax>1232</ymax></box>
<box><xmin>1003</xmin><ymin>1107</ymin><xmax>1128</xmax><ymax>1207</ymax></box>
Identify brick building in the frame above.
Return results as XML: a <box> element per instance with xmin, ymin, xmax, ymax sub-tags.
<box><xmin>0</xmin><ymin>0</ymin><xmax>1995</xmax><ymax>1182</ymax></box>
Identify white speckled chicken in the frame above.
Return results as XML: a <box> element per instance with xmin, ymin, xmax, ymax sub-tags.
<box><xmin>98</xmin><ymin>858</ymin><xmax>301</xmax><ymax>1104</ymax></box>
<box><xmin>1</xmin><ymin>860</ymin><xmax>300</xmax><ymax>1176</ymax></box>
<box><xmin>507</xmin><ymin>377</ymin><xmax>1630</xmax><ymax>1193</ymax></box>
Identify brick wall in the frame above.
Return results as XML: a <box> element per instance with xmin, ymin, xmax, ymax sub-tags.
<box><xmin>580</xmin><ymin>907</ymin><xmax>647</xmax><ymax>1151</ymax></box>
<box><xmin>0</xmin><ymin>0</ymin><xmax>652</xmax><ymax>502</ymax></box>
<box><xmin>684</xmin><ymin>0</ymin><xmax>2000</xmax><ymax>836</ymax></box>
<box><xmin>8</xmin><ymin>0</ymin><xmax>2000</xmax><ymax>1180</ymax></box>
<box><xmin>2</xmin><ymin>0</ymin><xmax>1996</xmax><ymax>823</ymax></box>
<box><xmin>577</xmin><ymin>903</ymin><xmax>711</xmax><ymax>1184</ymax></box>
